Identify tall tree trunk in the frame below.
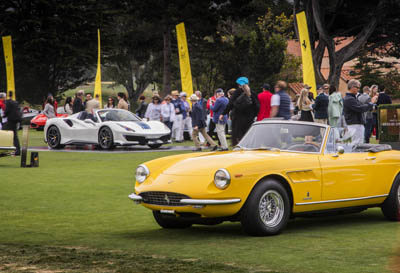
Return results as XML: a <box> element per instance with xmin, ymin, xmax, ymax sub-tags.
<box><xmin>162</xmin><ymin>24</ymin><xmax>171</xmax><ymax>97</ymax></box>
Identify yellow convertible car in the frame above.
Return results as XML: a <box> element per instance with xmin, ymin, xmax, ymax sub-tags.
<box><xmin>0</xmin><ymin>130</ymin><xmax>16</xmax><ymax>157</ymax></box>
<box><xmin>129</xmin><ymin>120</ymin><xmax>400</xmax><ymax>236</ymax></box>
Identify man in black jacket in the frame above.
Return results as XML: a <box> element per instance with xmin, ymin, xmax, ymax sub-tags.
<box><xmin>3</xmin><ymin>91</ymin><xmax>21</xmax><ymax>155</ymax></box>
<box><xmin>190</xmin><ymin>94</ymin><xmax>217</xmax><ymax>151</ymax></box>
<box><xmin>221</xmin><ymin>77</ymin><xmax>259</xmax><ymax>146</ymax></box>
<box><xmin>313</xmin><ymin>84</ymin><xmax>329</xmax><ymax>124</ymax></box>
<box><xmin>72</xmin><ymin>90</ymin><xmax>85</xmax><ymax>113</ymax></box>
<box><xmin>375</xmin><ymin>86</ymin><xmax>392</xmax><ymax>140</ymax></box>
<box><xmin>343</xmin><ymin>80</ymin><xmax>377</xmax><ymax>144</ymax></box>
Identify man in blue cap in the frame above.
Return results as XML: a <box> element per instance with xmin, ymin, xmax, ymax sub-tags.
<box><xmin>220</xmin><ymin>76</ymin><xmax>259</xmax><ymax>146</ymax></box>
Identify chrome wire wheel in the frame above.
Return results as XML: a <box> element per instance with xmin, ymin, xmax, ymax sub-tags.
<box><xmin>99</xmin><ymin>127</ymin><xmax>113</xmax><ymax>149</ymax></box>
<box><xmin>259</xmin><ymin>190</ymin><xmax>284</xmax><ymax>228</ymax></box>
<box><xmin>47</xmin><ymin>126</ymin><xmax>60</xmax><ymax>148</ymax></box>
<box><xmin>397</xmin><ymin>185</ymin><xmax>400</xmax><ymax>206</ymax></box>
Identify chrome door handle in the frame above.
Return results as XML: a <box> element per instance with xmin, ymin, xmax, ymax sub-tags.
<box><xmin>365</xmin><ymin>156</ymin><xmax>376</xmax><ymax>160</ymax></box>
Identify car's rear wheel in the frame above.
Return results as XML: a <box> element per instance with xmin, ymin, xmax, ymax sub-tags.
<box><xmin>381</xmin><ymin>176</ymin><xmax>400</xmax><ymax>221</ymax></box>
<box><xmin>241</xmin><ymin>179</ymin><xmax>290</xmax><ymax>236</ymax></box>
<box><xmin>152</xmin><ymin>211</ymin><xmax>193</xmax><ymax>229</ymax></box>
<box><xmin>98</xmin><ymin>127</ymin><xmax>114</xmax><ymax>150</ymax></box>
<box><xmin>46</xmin><ymin>126</ymin><xmax>64</xmax><ymax>149</ymax></box>
<box><xmin>148</xmin><ymin>144</ymin><xmax>162</xmax><ymax>149</ymax></box>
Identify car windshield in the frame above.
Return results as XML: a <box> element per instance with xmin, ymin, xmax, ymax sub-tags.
<box><xmin>97</xmin><ymin>110</ymin><xmax>140</xmax><ymax>122</ymax></box>
<box><xmin>238</xmin><ymin>122</ymin><xmax>326</xmax><ymax>153</ymax></box>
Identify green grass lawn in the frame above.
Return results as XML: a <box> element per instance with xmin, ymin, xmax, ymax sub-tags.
<box><xmin>1</xmin><ymin>146</ymin><xmax>399</xmax><ymax>272</ymax></box>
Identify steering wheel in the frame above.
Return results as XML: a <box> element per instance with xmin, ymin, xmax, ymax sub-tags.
<box><xmin>287</xmin><ymin>143</ymin><xmax>320</xmax><ymax>152</ymax></box>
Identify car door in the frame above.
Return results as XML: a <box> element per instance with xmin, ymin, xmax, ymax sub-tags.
<box><xmin>319</xmin><ymin>128</ymin><xmax>376</xmax><ymax>201</ymax></box>
<box><xmin>63</xmin><ymin>112</ymin><xmax>99</xmax><ymax>144</ymax></box>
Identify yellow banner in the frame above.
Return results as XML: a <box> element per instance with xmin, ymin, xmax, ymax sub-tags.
<box><xmin>2</xmin><ymin>36</ymin><xmax>16</xmax><ymax>100</ymax></box>
<box><xmin>94</xmin><ymin>29</ymin><xmax>102</xmax><ymax>108</ymax></box>
<box><xmin>296</xmin><ymin>12</ymin><xmax>317</xmax><ymax>97</ymax></box>
<box><xmin>176</xmin><ymin>23</ymin><xmax>193</xmax><ymax>97</ymax></box>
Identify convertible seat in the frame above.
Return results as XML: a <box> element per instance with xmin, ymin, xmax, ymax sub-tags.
<box><xmin>352</xmin><ymin>143</ymin><xmax>392</xmax><ymax>153</ymax></box>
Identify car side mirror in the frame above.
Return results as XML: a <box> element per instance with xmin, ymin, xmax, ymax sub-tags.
<box><xmin>336</xmin><ymin>146</ymin><xmax>345</xmax><ymax>154</ymax></box>
<box><xmin>84</xmin><ymin>119</ymin><xmax>95</xmax><ymax>125</ymax></box>
<box><xmin>332</xmin><ymin>145</ymin><xmax>345</xmax><ymax>157</ymax></box>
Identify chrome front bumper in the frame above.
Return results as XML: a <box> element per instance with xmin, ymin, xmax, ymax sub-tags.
<box><xmin>0</xmin><ymin>146</ymin><xmax>16</xmax><ymax>151</ymax></box>
<box><xmin>128</xmin><ymin>193</ymin><xmax>241</xmax><ymax>205</ymax></box>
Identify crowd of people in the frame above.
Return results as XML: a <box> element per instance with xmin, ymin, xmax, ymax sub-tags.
<box><xmin>139</xmin><ymin>77</ymin><xmax>393</xmax><ymax>151</ymax></box>
<box><xmin>295</xmin><ymin>79</ymin><xmax>391</xmax><ymax>144</ymax></box>
<box><xmin>0</xmin><ymin>76</ymin><xmax>394</xmax><ymax>155</ymax></box>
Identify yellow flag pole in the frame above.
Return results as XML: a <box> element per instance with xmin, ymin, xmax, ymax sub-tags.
<box><xmin>94</xmin><ymin>29</ymin><xmax>102</xmax><ymax>108</ymax></box>
<box><xmin>2</xmin><ymin>36</ymin><xmax>16</xmax><ymax>100</ymax></box>
<box><xmin>176</xmin><ymin>23</ymin><xmax>193</xmax><ymax>97</ymax></box>
<box><xmin>296</xmin><ymin>12</ymin><xmax>317</xmax><ymax>97</ymax></box>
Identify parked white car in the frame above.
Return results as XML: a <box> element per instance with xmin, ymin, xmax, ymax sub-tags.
<box><xmin>44</xmin><ymin>109</ymin><xmax>171</xmax><ymax>149</ymax></box>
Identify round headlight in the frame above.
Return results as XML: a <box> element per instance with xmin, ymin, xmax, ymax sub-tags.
<box><xmin>135</xmin><ymin>164</ymin><xmax>149</xmax><ymax>183</ymax></box>
<box><xmin>214</xmin><ymin>169</ymin><xmax>231</xmax><ymax>189</ymax></box>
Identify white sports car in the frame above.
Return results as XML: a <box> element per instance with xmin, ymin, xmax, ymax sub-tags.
<box><xmin>44</xmin><ymin>109</ymin><xmax>171</xmax><ymax>149</ymax></box>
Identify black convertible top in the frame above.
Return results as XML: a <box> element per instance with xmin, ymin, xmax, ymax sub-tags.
<box><xmin>352</xmin><ymin>144</ymin><xmax>392</xmax><ymax>153</ymax></box>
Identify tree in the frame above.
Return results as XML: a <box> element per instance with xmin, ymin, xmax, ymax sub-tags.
<box><xmin>0</xmin><ymin>1</ymin><xmax>101</xmax><ymax>104</ymax></box>
<box><xmin>293</xmin><ymin>0</ymin><xmax>400</xmax><ymax>89</ymax></box>
<box><xmin>214</xmin><ymin>8</ymin><xmax>294</xmax><ymax>91</ymax></box>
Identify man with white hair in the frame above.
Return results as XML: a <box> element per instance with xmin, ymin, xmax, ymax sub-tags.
<box><xmin>190</xmin><ymin>94</ymin><xmax>217</xmax><ymax>151</ymax></box>
<box><xmin>343</xmin><ymin>79</ymin><xmax>377</xmax><ymax>144</ymax></box>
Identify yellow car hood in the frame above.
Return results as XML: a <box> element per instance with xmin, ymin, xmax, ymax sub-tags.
<box><xmin>162</xmin><ymin>151</ymin><xmax>286</xmax><ymax>176</ymax></box>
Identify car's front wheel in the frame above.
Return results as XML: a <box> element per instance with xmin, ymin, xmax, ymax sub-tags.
<box><xmin>153</xmin><ymin>211</ymin><xmax>193</xmax><ymax>229</ymax></box>
<box><xmin>98</xmin><ymin>127</ymin><xmax>114</xmax><ymax>150</ymax></box>
<box><xmin>381</xmin><ymin>176</ymin><xmax>400</xmax><ymax>221</ymax></box>
<box><xmin>148</xmin><ymin>144</ymin><xmax>162</xmax><ymax>149</ymax></box>
<box><xmin>241</xmin><ymin>179</ymin><xmax>291</xmax><ymax>236</ymax></box>
<box><xmin>46</xmin><ymin>125</ymin><xmax>64</xmax><ymax>149</ymax></box>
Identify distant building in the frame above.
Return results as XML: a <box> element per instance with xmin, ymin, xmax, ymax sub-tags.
<box><xmin>286</xmin><ymin>37</ymin><xmax>399</xmax><ymax>95</ymax></box>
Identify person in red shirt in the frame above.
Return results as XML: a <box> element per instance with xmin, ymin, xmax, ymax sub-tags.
<box><xmin>257</xmin><ymin>83</ymin><xmax>273</xmax><ymax>121</ymax></box>
<box><xmin>206</xmin><ymin>90</ymin><xmax>218</xmax><ymax>140</ymax></box>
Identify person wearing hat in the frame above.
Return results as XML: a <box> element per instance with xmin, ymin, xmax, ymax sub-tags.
<box><xmin>170</xmin><ymin>90</ymin><xmax>186</xmax><ymax>142</ymax></box>
<box><xmin>179</xmin><ymin>92</ymin><xmax>192</xmax><ymax>141</ymax></box>
<box><xmin>220</xmin><ymin>76</ymin><xmax>259</xmax><ymax>146</ymax></box>
<box><xmin>210</xmin><ymin>88</ymin><xmax>229</xmax><ymax>150</ymax></box>
<box><xmin>312</xmin><ymin>83</ymin><xmax>330</xmax><ymax>124</ymax></box>
<box><xmin>257</xmin><ymin>83</ymin><xmax>273</xmax><ymax>121</ymax></box>
<box><xmin>190</xmin><ymin>94</ymin><xmax>217</xmax><ymax>151</ymax></box>
<box><xmin>144</xmin><ymin>95</ymin><xmax>162</xmax><ymax>121</ymax></box>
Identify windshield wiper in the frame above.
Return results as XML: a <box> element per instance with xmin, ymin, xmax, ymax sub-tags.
<box><xmin>235</xmin><ymin>146</ymin><xmax>280</xmax><ymax>152</ymax></box>
<box><xmin>252</xmin><ymin>146</ymin><xmax>280</xmax><ymax>151</ymax></box>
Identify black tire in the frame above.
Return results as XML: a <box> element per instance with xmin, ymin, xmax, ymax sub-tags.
<box><xmin>98</xmin><ymin>127</ymin><xmax>114</xmax><ymax>150</ymax></box>
<box><xmin>241</xmin><ymin>179</ymin><xmax>291</xmax><ymax>236</ymax></box>
<box><xmin>148</xmin><ymin>144</ymin><xmax>162</xmax><ymax>149</ymax></box>
<box><xmin>152</xmin><ymin>211</ymin><xmax>193</xmax><ymax>229</ymax></box>
<box><xmin>46</xmin><ymin>126</ymin><xmax>65</xmax><ymax>149</ymax></box>
<box><xmin>381</xmin><ymin>175</ymin><xmax>400</xmax><ymax>221</ymax></box>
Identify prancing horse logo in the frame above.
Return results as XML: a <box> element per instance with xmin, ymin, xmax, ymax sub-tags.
<box><xmin>164</xmin><ymin>194</ymin><xmax>170</xmax><ymax>204</ymax></box>
<box><xmin>302</xmin><ymin>40</ymin><xmax>307</xmax><ymax>49</ymax></box>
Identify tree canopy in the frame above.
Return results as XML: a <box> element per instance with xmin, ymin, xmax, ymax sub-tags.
<box><xmin>0</xmin><ymin>0</ymin><xmax>399</xmax><ymax>104</ymax></box>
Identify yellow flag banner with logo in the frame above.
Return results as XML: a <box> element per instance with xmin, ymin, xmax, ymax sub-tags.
<box><xmin>176</xmin><ymin>23</ymin><xmax>193</xmax><ymax>97</ymax></box>
<box><xmin>94</xmin><ymin>29</ymin><xmax>102</xmax><ymax>108</ymax></box>
<box><xmin>296</xmin><ymin>11</ymin><xmax>317</xmax><ymax>97</ymax></box>
<box><xmin>2</xmin><ymin>36</ymin><xmax>16</xmax><ymax>100</ymax></box>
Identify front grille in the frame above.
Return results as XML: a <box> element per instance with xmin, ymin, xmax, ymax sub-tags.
<box><xmin>160</xmin><ymin>135</ymin><xmax>170</xmax><ymax>142</ymax></box>
<box><xmin>140</xmin><ymin>191</ymin><xmax>190</xmax><ymax>206</ymax></box>
<box><xmin>124</xmin><ymin>135</ymin><xmax>147</xmax><ymax>144</ymax></box>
